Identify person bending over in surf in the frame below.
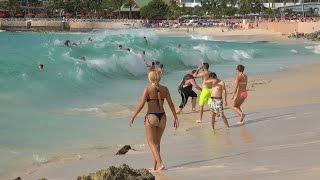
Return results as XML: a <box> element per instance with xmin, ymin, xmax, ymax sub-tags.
<box><xmin>194</xmin><ymin>63</ymin><xmax>212</xmax><ymax>123</ymax></box>
<box><xmin>130</xmin><ymin>70</ymin><xmax>179</xmax><ymax>172</ymax></box>
<box><xmin>232</xmin><ymin>64</ymin><xmax>248</xmax><ymax>125</ymax></box>
<box><xmin>205</xmin><ymin>72</ymin><xmax>229</xmax><ymax>130</ymax></box>
<box><xmin>177</xmin><ymin>70</ymin><xmax>202</xmax><ymax>114</ymax></box>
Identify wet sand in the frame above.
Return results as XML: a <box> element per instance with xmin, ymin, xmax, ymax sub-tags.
<box><xmin>19</xmin><ymin>63</ymin><xmax>320</xmax><ymax>180</ymax></box>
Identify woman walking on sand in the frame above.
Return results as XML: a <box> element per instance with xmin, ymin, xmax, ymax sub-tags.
<box><xmin>130</xmin><ymin>70</ymin><xmax>179</xmax><ymax>172</ymax></box>
<box><xmin>232</xmin><ymin>64</ymin><xmax>248</xmax><ymax>124</ymax></box>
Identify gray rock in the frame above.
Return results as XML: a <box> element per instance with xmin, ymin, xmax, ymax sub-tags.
<box><xmin>77</xmin><ymin>164</ymin><xmax>155</xmax><ymax>180</ymax></box>
<box><xmin>289</xmin><ymin>31</ymin><xmax>320</xmax><ymax>41</ymax></box>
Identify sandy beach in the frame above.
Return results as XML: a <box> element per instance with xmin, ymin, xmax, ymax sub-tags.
<box><xmin>17</xmin><ymin>59</ymin><xmax>320</xmax><ymax>180</ymax></box>
<box><xmin>154</xmin><ymin>27</ymin><xmax>290</xmax><ymax>43</ymax></box>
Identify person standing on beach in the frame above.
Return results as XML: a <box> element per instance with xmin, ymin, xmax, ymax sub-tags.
<box><xmin>130</xmin><ymin>70</ymin><xmax>179</xmax><ymax>172</ymax></box>
<box><xmin>232</xmin><ymin>64</ymin><xmax>248</xmax><ymax>124</ymax></box>
<box><xmin>177</xmin><ymin>70</ymin><xmax>202</xmax><ymax>114</ymax></box>
<box><xmin>194</xmin><ymin>63</ymin><xmax>212</xmax><ymax>123</ymax></box>
<box><xmin>205</xmin><ymin>72</ymin><xmax>229</xmax><ymax>130</ymax></box>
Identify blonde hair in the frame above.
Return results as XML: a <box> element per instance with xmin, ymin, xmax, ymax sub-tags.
<box><xmin>148</xmin><ymin>70</ymin><xmax>161</xmax><ymax>85</ymax></box>
<box><xmin>148</xmin><ymin>70</ymin><xmax>162</xmax><ymax>108</ymax></box>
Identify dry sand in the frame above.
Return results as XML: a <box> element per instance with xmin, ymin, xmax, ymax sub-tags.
<box><xmin>19</xmin><ymin>62</ymin><xmax>320</xmax><ymax>180</ymax></box>
<box><xmin>156</xmin><ymin>27</ymin><xmax>312</xmax><ymax>44</ymax></box>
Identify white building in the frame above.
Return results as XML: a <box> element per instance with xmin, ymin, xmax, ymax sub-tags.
<box><xmin>179</xmin><ymin>0</ymin><xmax>202</xmax><ymax>8</ymax></box>
<box><xmin>263</xmin><ymin>0</ymin><xmax>320</xmax><ymax>9</ymax></box>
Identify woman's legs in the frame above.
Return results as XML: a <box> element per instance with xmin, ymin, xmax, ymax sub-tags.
<box><xmin>155</xmin><ymin>116</ymin><xmax>166</xmax><ymax>170</ymax></box>
<box><xmin>233</xmin><ymin>97</ymin><xmax>246</xmax><ymax>122</ymax></box>
<box><xmin>145</xmin><ymin>114</ymin><xmax>166</xmax><ymax>171</ymax></box>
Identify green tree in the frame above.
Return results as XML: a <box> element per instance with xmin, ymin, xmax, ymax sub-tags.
<box><xmin>168</xmin><ymin>0</ymin><xmax>182</xmax><ymax>19</ymax></box>
<box><xmin>140</xmin><ymin>0</ymin><xmax>169</xmax><ymax>20</ymax></box>
<box><xmin>7</xmin><ymin>0</ymin><xmax>21</xmax><ymax>17</ymax></box>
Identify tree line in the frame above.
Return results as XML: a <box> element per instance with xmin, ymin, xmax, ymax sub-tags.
<box><xmin>2</xmin><ymin>0</ymin><xmax>315</xmax><ymax>19</ymax></box>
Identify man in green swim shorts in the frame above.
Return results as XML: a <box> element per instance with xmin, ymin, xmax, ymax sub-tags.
<box><xmin>194</xmin><ymin>62</ymin><xmax>212</xmax><ymax>123</ymax></box>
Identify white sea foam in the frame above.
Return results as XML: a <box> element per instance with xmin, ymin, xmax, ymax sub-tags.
<box><xmin>190</xmin><ymin>34</ymin><xmax>213</xmax><ymax>41</ymax></box>
<box><xmin>53</xmin><ymin>39</ymin><xmax>62</xmax><ymax>46</ymax></box>
<box><xmin>305</xmin><ymin>45</ymin><xmax>320</xmax><ymax>54</ymax></box>
<box><xmin>232</xmin><ymin>50</ymin><xmax>252</xmax><ymax>61</ymax></box>
<box><xmin>33</xmin><ymin>154</ymin><xmax>48</xmax><ymax>164</ymax></box>
<box><xmin>291</xmin><ymin>49</ymin><xmax>298</xmax><ymax>53</ymax></box>
<box><xmin>313</xmin><ymin>45</ymin><xmax>320</xmax><ymax>54</ymax></box>
<box><xmin>68</xmin><ymin>102</ymin><xmax>134</xmax><ymax>118</ymax></box>
<box><xmin>21</xmin><ymin>73</ymin><xmax>28</xmax><ymax>80</ymax></box>
<box><xmin>305</xmin><ymin>46</ymin><xmax>314</xmax><ymax>49</ymax></box>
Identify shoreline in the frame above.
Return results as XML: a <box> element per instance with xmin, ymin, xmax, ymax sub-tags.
<box><xmin>1</xmin><ymin>26</ymin><xmax>319</xmax><ymax>179</ymax></box>
<box><xmin>15</xmin><ymin>61</ymin><xmax>320</xmax><ymax>180</ymax></box>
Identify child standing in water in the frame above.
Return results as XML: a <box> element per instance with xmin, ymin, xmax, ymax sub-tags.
<box><xmin>205</xmin><ymin>72</ymin><xmax>229</xmax><ymax>130</ymax></box>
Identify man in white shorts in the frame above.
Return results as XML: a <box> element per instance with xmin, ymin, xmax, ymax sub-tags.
<box><xmin>205</xmin><ymin>72</ymin><xmax>229</xmax><ymax>130</ymax></box>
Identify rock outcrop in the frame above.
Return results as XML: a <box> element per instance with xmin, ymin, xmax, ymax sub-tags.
<box><xmin>288</xmin><ymin>31</ymin><xmax>320</xmax><ymax>41</ymax></box>
<box><xmin>77</xmin><ymin>164</ymin><xmax>155</xmax><ymax>180</ymax></box>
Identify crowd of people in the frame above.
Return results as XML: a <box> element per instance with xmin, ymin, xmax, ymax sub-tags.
<box><xmin>129</xmin><ymin>37</ymin><xmax>249</xmax><ymax>172</ymax></box>
<box><xmin>38</xmin><ymin>36</ymin><xmax>248</xmax><ymax>173</ymax></box>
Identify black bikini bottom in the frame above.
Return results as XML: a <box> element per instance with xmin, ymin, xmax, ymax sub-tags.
<box><xmin>144</xmin><ymin>112</ymin><xmax>166</xmax><ymax>124</ymax></box>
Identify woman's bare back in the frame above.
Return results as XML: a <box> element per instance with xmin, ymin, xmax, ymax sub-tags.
<box><xmin>146</xmin><ymin>85</ymin><xmax>168</xmax><ymax>113</ymax></box>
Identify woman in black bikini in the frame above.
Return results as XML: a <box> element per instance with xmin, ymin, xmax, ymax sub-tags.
<box><xmin>130</xmin><ymin>70</ymin><xmax>179</xmax><ymax>172</ymax></box>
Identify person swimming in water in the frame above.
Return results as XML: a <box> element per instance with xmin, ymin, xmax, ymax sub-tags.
<box><xmin>177</xmin><ymin>70</ymin><xmax>202</xmax><ymax>114</ymax></box>
<box><xmin>158</xmin><ymin>64</ymin><xmax>164</xmax><ymax>76</ymax></box>
<box><xmin>80</xmin><ymin>56</ymin><xmax>86</xmax><ymax>61</ymax></box>
<box><xmin>38</xmin><ymin>64</ymin><xmax>44</xmax><ymax>71</ymax></box>
<box><xmin>130</xmin><ymin>70</ymin><xmax>179</xmax><ymax>172</ymax></box>
<box><xmin>119</xmin><ymin>45</ymin><xmax>131</xmax><ymax>52</ymax></box>
<box><xmin>232</xmin><ymin>64</ymin><xmax>248</xmax><ymax>125</ymax></box>
<box><xmin>144</xmin><ymin>36</ymin><xmax>148</xmax><ymax>45</ymax></box>
<box><xmin>205</xmin><ymin>72</ymin><xmax>229</xmax><ymax>130</ymax></box>
<box><xmin>64</xmin><ymin>40</ymin><xmax>71</xmax><ymax>47</ymax></box>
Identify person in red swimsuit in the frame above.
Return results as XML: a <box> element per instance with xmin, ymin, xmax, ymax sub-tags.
<box><xmin>231</xmin><ymin>64</ymin><xmax>248</xmax><ymax>124</ymax></box>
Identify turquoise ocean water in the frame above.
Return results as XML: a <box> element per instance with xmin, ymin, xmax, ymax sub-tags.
<box><xmin>0</xmin><ymin>29</ymin><xmax>319</xmax><ymax>177</ymax></box>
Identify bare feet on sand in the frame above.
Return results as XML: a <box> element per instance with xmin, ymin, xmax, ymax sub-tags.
<box><xmin>196</xmin><ymin>119</ymin><xmax>202</xmax><ymax>123</ymax></box>
<box><xmin>157</xmin><ymin>164</ymin><xmax>166</xmax><ymax>171</ymax></box>
<box><xmin>149</xmin><ymin>164</ymin><xmax>166</xmax><ymax>172</ymax></box>
<box><xmin>240</xmin><ymin>114</ymin><xmax>246</xmax><ymax>123</ymax></box>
